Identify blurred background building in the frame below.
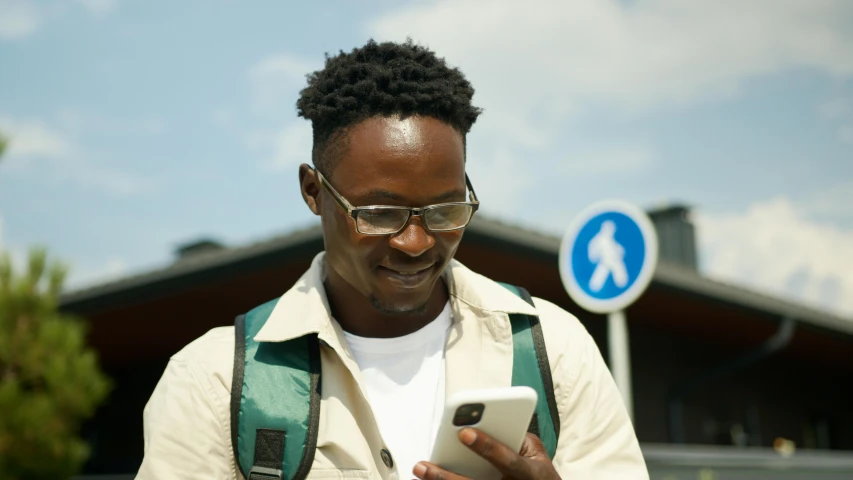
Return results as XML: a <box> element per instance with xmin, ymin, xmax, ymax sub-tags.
<box><xmin>61</xmin><ymin>206</ymin><xmax>853</xmax><ymax>479</ymax></box>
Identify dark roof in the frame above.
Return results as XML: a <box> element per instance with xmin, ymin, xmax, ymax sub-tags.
<box><xmin>174</xmin><ymin>238</ymin><xmax>226</xmax><ymax>260</ymax></box>
<box><xmin>60</xmin><ymin>216</ymin><xmax>853</xmax><ymax>336</ymax></box>
<box><xmin>646</xmin><ymin>203</ymin><xmax>693</xmax><ymax>218</ymax></box>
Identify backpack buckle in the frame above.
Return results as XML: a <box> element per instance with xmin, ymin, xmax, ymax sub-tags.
<box><xmin>248</xmin><ymin>466</ymin><xmax>283</xmax><ymax>479</ymax></box>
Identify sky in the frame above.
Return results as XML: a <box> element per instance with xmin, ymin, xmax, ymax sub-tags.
<box><xmin>0</xmin><ymin>0</ymin><xmax>852</xmax><ymax>318</ymax></box>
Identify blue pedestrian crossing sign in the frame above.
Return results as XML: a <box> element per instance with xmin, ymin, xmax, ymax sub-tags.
<box><xmin>559</xmin><ymin>200</ymin><xmax>659</xmax><ymax>314</ymax></box>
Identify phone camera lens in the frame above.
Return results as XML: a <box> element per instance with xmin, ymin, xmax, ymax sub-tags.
<box><xmin>453</xmin><ymin>403</ymin><xmax>485</xmax><ymax>426</ymax></box>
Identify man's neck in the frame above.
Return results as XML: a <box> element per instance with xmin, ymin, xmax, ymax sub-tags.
<box><xmin>323</xmin><ymin>272</ymin><xmax>449</xmax><ymax>339</ymax></box>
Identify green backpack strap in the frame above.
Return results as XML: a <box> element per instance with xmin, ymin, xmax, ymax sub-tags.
<box><xmin>231</xmin><ymin>299</ymin><xmax>321</xmax><ymax>480</ymax></box>
<box><xmin>498</xmin><ymin>283</ymin><xmax>560</xmax><ymax>459</ymax></box>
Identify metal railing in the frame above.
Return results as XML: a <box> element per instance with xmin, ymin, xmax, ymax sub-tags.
<box><xmin>643</xmin><ymin>443</ymin><xmax>853</xmax><ymax>479</ymax></box>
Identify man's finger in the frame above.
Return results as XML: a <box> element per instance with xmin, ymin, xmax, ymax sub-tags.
<box><xmin>458</xmin><ymin>428</ymin><xmax>534</xmax><ymax>479</ymax></box>
<box><xmin>413</xmin><ymin>461</ymin><xmax>471</xmax><ymax>480</ymax></box>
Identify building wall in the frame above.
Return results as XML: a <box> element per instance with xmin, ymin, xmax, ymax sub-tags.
<box><xmin>630</xmin><ymin>326</ymin><xmax>853</xmax><ymax>449</ymax></box>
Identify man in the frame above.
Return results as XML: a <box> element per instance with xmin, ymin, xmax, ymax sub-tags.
<box><xmin>137</xmin><ymin>40</ymin><xmax>648</xmax><ymax>479</ymax></box>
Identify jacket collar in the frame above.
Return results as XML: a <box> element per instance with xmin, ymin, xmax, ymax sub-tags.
<box><xmin>253</xmin><ymin>252</ymin><xmax>538</xmax><ymax>343</ymax></box>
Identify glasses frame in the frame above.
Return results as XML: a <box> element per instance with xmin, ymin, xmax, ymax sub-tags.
<box><xmin>314</xmin><ymin>167</ymin><xmax>480</xmax><ymax>236</ymax></box>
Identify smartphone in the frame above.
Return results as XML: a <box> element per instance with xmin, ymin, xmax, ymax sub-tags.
<box><xmin>429</xmin><ymin>386</ymin><xmax>538</xmax><ymax>480</ymax></box>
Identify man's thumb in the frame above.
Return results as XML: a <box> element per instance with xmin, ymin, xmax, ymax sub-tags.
<box><xmin>518</xmin><ymin>433</ymin><xmax>549</xmax><ymax>460</ymax></box>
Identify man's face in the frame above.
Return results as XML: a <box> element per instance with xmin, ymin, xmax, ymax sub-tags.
<box><xmin>313</xmin><ymin>115</ymin><xmax>468</xmax><ymax>314</ymax></box>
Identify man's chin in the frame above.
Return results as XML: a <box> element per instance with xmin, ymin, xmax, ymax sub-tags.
<box><xmin>368</xmin><ymin>294</ymin><xmax>429</xmax><ymax>316</ymax></box>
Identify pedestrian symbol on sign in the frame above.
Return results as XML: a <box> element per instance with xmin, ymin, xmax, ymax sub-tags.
<box><xmin>588</xmin><ymin>220</ymin><xmax>629</xmax><ymax>292</ymax></box>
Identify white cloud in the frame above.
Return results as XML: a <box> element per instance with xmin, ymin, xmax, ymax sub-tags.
<box><xmin>820</xmin><ymin>96</ymin><xmax>853</xmax><ymax>143</ymax></box>
<box><xmin>803</xmin><ymin>180</ymin><xmax>853</xmax><ymax>219</ymax></box>
<box><xmin>65</xmin><ymin>256</ymin><xmax>127</xmax><ymax>291</ymax></box>
<box><xmin>77</xmin><ymin>167</ymin><xmax>156</xmax><ymax>196</ymax></box>
<box><xmin>250</xmin><ymin>54</ymin><xmax>317</xmax><ymax>82</ymax></box>
<box><xmin>74</xmin><ymin>0</ymin><xmax>116</xmax><ymax>17</ymax></box>
<box><xmin>0</xmin><ymin>212</ymin><xmax>123</xmax><ymax>291</ymax></box>
<box><xmin>0</xmin><ymin>0</ymin><xmax>117</xmax><ymax>40</ymax></box>
<box><xmin>271</xmin><ymin>122</ymin><xmax>313</xmax><ymax>169</ymax></box>
<box><xmin>369</xmin><ymin>0</ymin><xmax>853</xmax><ymax>210</ymax></box>
<box><xmin>248</xmin><ymin>121</ymin><xmax>313</xmax><ymax>170</ymax></box>
<box><xmin>466</xmin><ymin>147</ymin><xmax>536</xmax><ymax>215</ymax></box>
<box><xmin>2</xmin><ymin>209</ymin><xmax>123</xmax><ymax>292</ymax></box>
<box><xmin>1</xmin><ymin>210</ymin><xmax>123</xmax><ymax>291</ymax></box>
<box><xmin>820</xmin><ymin>97</ymin><xmax>853</xmax><ymax>120</ymax></box>
<box><xmin>840</xmin><ymin>124</ymin><xmax>853</xmax><ymax>143</ymax></box>
<box><xmin>561</xmin><ymin>146</ymin><xmax>655</xmax><ymax>176</ymax></box>
<box><xmin>0</xmin><ymin>115</ymin><xmax>74</xmax><ymax>159</ymax></box>
<box><xmin>0</xmin><ymin>0</ymin><xmax>39</xmax><ymax>39</ymax></box>
<box><xmin>370</xmin><ymin>0</ymin><xmax>853</xmax><ymax>117</ymax></box>
<box><xmin>211</xmin><ymin>108</ymin><xmax>235</xmax><ymax>130</ymax></box>
<box><xmin>248</xmin><ymin>54</ymin><xmax>321</xmax><ymax>112</ymax></box>
<box><xmin>0</xmin><ymin>113</ymin><xmax>155</xmax><ymax>195</ymax></box>
<box><xmin>245</xmin><ymin>54</ymin><xmax>322</xmax><ymax>168</ymax></box>
<box><xmin>696</xmin><ymin>197</ymin><xmax>853</xmax><ymax>317</ymax></box>
<box><xmin>54</xmin><ymin>109</ymin><xmax>165</xmax><ymax>135</ymax></box>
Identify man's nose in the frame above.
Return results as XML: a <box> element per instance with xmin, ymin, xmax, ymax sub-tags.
<box><xmin>388</xmin><ymin>216</ymin><xmax>435</xmax><ymax>257</ymax></box>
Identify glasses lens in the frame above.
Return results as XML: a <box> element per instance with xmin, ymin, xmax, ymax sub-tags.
<box><xmin>425</xmin><ymin>204</ymin><xmax>474</xmax><ymax>231</ymax></box>
<box><xmin>356</xmin><ymin>208</ymin><xmax>410</xmax><ymax>234</ymax></box>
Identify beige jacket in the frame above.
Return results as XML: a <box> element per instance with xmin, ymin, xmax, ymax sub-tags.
<box><xmin>137</xmin><ymin>253</ymin><xmax>648</xmax><ymax>479</ymax></box>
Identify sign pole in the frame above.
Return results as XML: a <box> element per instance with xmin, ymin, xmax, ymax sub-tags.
<box><xmin>559</xmin><ymin>200</ymin><xmax>656</xmax><ymax>425</ymax></box>
<box><xmin>608</xmin><ymin>310</ymin><xmax>633</xmax><ymax>421</ymax></box>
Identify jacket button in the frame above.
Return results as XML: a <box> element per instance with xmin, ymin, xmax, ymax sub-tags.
<box><xmin>380</xmin><ymin>448</ymin><xmax>394</xmax><ymax>468</ymax></box>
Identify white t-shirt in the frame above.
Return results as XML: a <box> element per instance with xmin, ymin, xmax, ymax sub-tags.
<box><xmin>342</xmin><ymin>302</ymin><xmax>452</xmax><ymax>479</ymax></box>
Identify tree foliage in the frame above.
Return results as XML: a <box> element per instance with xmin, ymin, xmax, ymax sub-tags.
<box><xmin>0</xmin><ymin>248</ymin><xmax>112</xmax><ymax>480</ymax></box>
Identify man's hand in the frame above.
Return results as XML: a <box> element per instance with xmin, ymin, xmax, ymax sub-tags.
<box><xmin>412</xmin><ymin>428</ymin><xmax>561</xmax><ymax>480</ymax></box>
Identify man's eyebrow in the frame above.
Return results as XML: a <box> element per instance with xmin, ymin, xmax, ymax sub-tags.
<box><xmin>365</xmin><ymin>190</ymin><xmax>405</xmax><ymax>201</ymax></box>
<box><xmin>364</xmin><ymin>188</ymin><xmax>467</xmax><ymax>203</ymax></box>
<box><xmin>431</xmin><ymin>189</ymin><xmax>467</xmax><ymax>202</ymax></box>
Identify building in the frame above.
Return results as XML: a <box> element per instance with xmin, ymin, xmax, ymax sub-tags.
<box><xmin>61</xmin><ymin>207</ymin><xmax>853</xmax><ymax>478</ymax></box>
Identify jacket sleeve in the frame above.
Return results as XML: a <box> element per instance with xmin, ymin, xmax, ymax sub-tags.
<box><xmin>534</xmin><ymin>299</ymin><xmax>649</xmax><ymax>479</ymax></box>
<box><xmin>136</xmin><ymin>357</ymin><xmax>238</xmax><ymax>480</ymax></box>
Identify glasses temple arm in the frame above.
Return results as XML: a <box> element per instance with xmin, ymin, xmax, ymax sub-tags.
<box><xmin>316</xmin><ymin>168</ymin><xmax>357</xmax><ymax>214</ymax></box>
<box><xmin>465</xmin><ymin>174</ymin><xmax>479</xmax><ymax>203</ymax></box>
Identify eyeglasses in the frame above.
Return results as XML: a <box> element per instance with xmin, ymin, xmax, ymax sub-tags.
<box><xmin>314</xmin><ymin>168</ymin><xmax>480</xmax><ymax>235</ymax></box>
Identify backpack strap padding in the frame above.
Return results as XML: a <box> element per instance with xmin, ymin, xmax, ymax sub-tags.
<box><xmin>231</xmin><ymin>300</ymin><xmax>321</xmax><ymax>480</ymax></box>
<box><xmin>232</xmin><ymin>314</ymin><xmax>248</xmax><ymax>475</ymax></box>
<box><xmin>514</xmin><ymin>286</ymin><xmax>561</xmax><ymax>447</ymax></box>
<box><xmin>498</xmin><ymin>283</ymin><xmax>560</xmax><ymax>459</ymax></box>
<box><xmin>292</xmin><ymin>337</ymin><xmax>321</xmax><ymax>480</ymax></box>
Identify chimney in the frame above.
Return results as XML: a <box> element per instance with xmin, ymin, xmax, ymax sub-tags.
<box><xmin>647</xmin><ymin>204</ymin><xmax>698</xmax><ymax>271</ymax></box>
<box><xmin>174</xmin><ymin>239</ymin><xmax>226</xmax><ymax>262</ymax></box>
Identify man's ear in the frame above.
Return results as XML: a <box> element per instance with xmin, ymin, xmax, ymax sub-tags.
<box><xmin>299</xmin><ymin>164</ymin><xmax>321</xmax><ymax>215</ymax></box>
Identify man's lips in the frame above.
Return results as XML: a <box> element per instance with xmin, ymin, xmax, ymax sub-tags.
<box><xmin>379</xmin><ymin>264</ymin><xmax>434</xmax><ymax>274</ymax></box>
<box><xmin>376</xmin><ymin>264</ymin><xmax>436</xmax><ymax>288</ymax></box>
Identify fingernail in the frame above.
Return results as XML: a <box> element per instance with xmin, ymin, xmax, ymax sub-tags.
<box><xmin>459</xmin><ymin>428</ymin><xmax>477</xmax><ymax>445</ymax></box>
<box><xmin>413</xmin><ymin>463</ymin><xmax>427</xmax><ymax>477</ymax></box>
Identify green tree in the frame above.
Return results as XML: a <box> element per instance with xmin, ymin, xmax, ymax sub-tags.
<box><xmin>0</xmin><ymin>250</ymin><xmax>112</xmax><ymax>477</ymax></box>
<box><xmin>0</xmin><ymin>131</ymin><xmax>7</xmax><ymax>159</ymax></box>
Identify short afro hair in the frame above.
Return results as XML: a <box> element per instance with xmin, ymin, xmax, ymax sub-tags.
<box><xmin>296</xmin><ymin>39</ymin><xmax>482</xmax><ymax>175</ymax></box>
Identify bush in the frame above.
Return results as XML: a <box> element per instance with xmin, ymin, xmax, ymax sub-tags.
<box><xmin>0</xmin><ymin>248</ymin><xmax>112</xmax><ymax>480</ymax></box>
